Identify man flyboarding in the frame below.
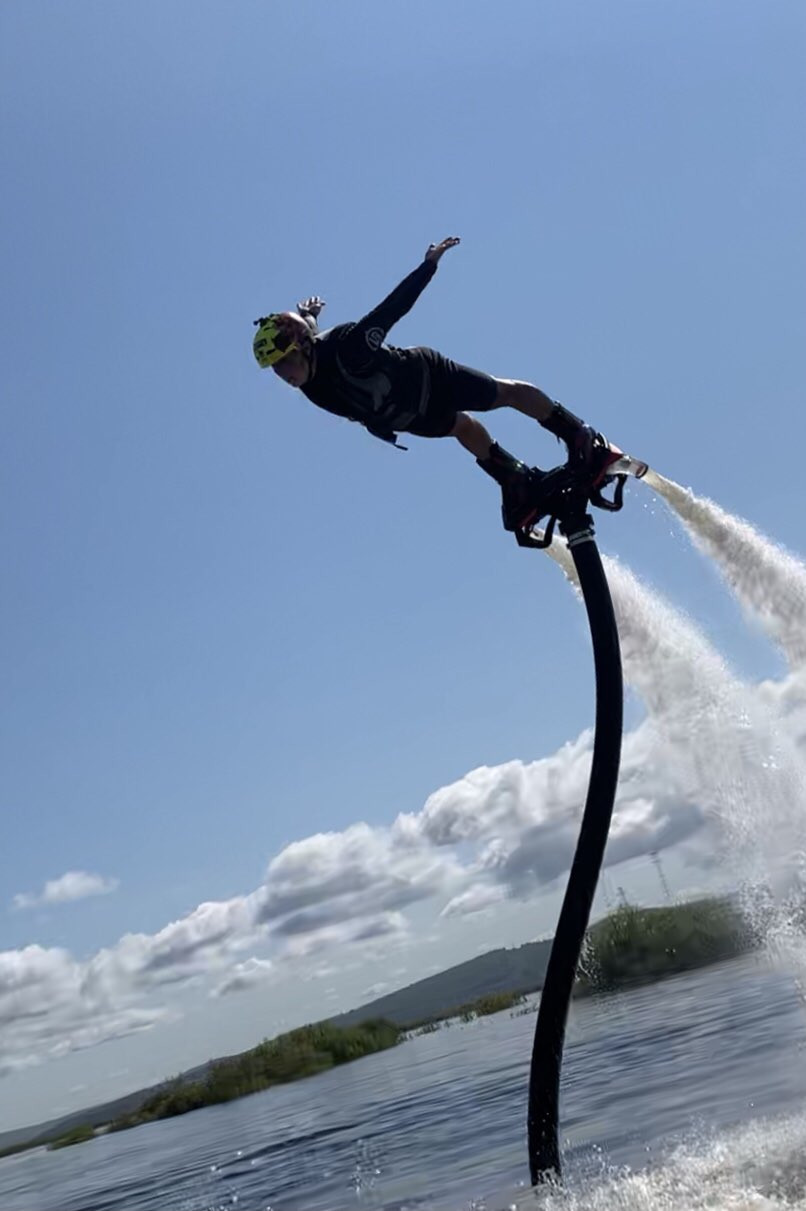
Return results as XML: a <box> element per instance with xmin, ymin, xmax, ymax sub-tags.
<box><xmin>252</xmin><ymin>237</ymin><xmax>609</xmax><ymax>530</ymax></box>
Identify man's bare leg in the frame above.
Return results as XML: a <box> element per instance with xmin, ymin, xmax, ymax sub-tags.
<box><xmin>450</xmin><ymin>412</ymin><xmax>495</xmax><ymax>460</ymax></box>
<box><xmin>490</xmin><ymin>378</ymin><xmax>554</xmax><ymax>423</ymax></box>
<box><xmin>491</xmin><ymin>378</ymin><xmax>594</xmax><ymax>462</ymax></box>
<box><xmin>448</xmin><ymin>381</ymin><xmax>597</xmax><ymax>530</ymax></box>
<box><xmin>450</xmin><ymin>380</ymin><xmax>594</xmax><ymax>468</ymax></box>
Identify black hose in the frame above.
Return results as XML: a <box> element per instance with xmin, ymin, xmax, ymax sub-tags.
<box><xmin>527</xmin><ymin>514</ymin><xmax>623</xmax><ymax>1184</ymax></box>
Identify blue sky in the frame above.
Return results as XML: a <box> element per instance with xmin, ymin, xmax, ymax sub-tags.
<box><xmin>1</xmin><ymin>0</ymin><xmax>805</xmax><ymax>1130</ymax></box>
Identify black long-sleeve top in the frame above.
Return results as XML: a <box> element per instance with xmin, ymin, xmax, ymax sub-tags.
<box><xmin>301</xmin><ymin>259</ymin><xmax>438</xmax><ymax>444</ymax></box>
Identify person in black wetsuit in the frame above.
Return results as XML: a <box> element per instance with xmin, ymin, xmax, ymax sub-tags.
<box><xmin>252</xmin><ymin>237</ymin><xmax>598</xmax><ymax>530</ymax></box>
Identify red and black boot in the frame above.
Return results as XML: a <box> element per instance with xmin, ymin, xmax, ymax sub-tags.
<box><xmin>476</xmin><ymin>442</ymin><xmax>538</xmax><ymax>531</ymax></box>
<box><xmin>539</xmin><ymin>401</ymin><xmax>596</xmax><ymax>470</ymax></box>
<box><xmin>540</xmin><ymin>401</ymin><xmax>624</xmax><ymax>487</ymax></box>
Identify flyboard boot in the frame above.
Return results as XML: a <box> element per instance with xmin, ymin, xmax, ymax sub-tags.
<box><xmin>476</xmin><ymin>443</ymin><xmax>538</xmax><ymax>531</ymax></box>
<box><xmin>478</xmin><ymin>409</ymin><xmax>650</xmax><ymax>542</ymax></box>
<box><xmin>476</xmin><ymin>404</ymin><xmax>608</xmax><ymax>534</ymax></box>
<box><xmin>541</xmin><ymin>402</ymin><xmax>600</xmax><ymax>475</ymax></box>
<box><xmin>540</xmin><ymin>401</ymin><xmax>650</xmax><ymax>486</ymax></box>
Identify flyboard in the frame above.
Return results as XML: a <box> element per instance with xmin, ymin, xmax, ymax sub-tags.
<box><xmin>507</xmin><ymin>435</ymin><xmax>648</xmax><ymax>549</ymax></box>
<box><xmin>506</xmin><ymin>435</ymin><xmax>648</xmax><ymax>1185</ymax></box>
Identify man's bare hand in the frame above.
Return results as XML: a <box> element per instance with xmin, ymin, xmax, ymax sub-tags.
<box><xmin>297</xmin><ymin>296</ymin><xmax>326</xmax><ymax>318</ymax></box>
<box><xmin>424</xmin><ymin>236</ymin><xmax>460</xmax><ymax>265</ymax></box>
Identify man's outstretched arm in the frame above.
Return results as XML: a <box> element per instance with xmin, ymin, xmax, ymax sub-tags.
<box><xmin>343</xmin><ymin>237</ymin><xmax>461</xmax><ymax>368</ymax></box>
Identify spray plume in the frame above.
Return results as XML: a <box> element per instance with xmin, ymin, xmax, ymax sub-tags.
<box><xmin>646</xmin><ymin>470</ymin><xmax>806</xmax><ymax>669</ymax></box>
<box><xmin>545</xmin><ymin>536</ymin><xmax>806</xmax><ymax>924</ymax></box>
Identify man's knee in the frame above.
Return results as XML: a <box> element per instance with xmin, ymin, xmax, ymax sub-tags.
<box><xmin>449</xmin><ymin>411</ymin><xmax>469</xmax><ymax>438</ymax></box>
<box><xmin>493</xmin><ymin>378</ymin><xmax>531</xmax><ymax>408</ymax></box>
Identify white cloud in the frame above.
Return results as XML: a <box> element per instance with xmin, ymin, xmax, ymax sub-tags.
<box><xmin>0</xmin><ymin>710</ymin><xmax>744</xmax><ymax>1079</ymax></box>
<box><xmin>257</xmin><ymin>822</ymin><xmax>459</xmax><ymax>931</ymax></box>
<box><xmin>5</xmin><ymin>556</ymin><xmax>806</xmax><ymax>1082</ymax></box>
<box><xmin>0</xmin><ymin>711</ymin><xmax>761</xmax><ymax>1082</ymax></box>
<box><xmin>441</xmin><ymin>885</ymin><xmax>506</xmax><ymax>918</ymax></box>
<box><xmin>0</xmin><ymin>944</ymin><xmax>172</xmax><ymax>1079</ymax></box>
<box><xmin>211</xmin><ymin>958</ymin><xmax>274</xmax><ymax>999</ymax></box>
<box><xmin>82</xmin><ymin>894</ymin><xmax>263</xmax><ymax>1001</ymax></box>
<box><xmin>13</xmin><ymin>871</ymin><xmax>119</xmax><ymax>911</ymax></box>
<box><xmin>362</xmin><ymin>981</ymin><xmax>390</xmax><ymax>998</ymax></box>
<box><xmin>282</xmin><ymin>911</ymin><xmax>409</xmax><ymax>960</ymax></box>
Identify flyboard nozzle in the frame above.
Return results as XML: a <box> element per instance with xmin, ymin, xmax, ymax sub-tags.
<box><xmin>608</xmin><ymin>453</ymin><xmax>649</xmax><ymax>480</ymax></box>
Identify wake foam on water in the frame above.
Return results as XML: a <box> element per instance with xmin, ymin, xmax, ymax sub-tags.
<box><xmin>500</xmin><ymin>1111</ymin><xmax>806</xmax><ymax>1210</ymax></box>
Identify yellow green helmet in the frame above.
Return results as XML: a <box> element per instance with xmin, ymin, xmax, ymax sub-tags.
<box><xmin>252</xmin><ymin>312</ymin><xmax>310</xmax><ymax>369</ymax></box>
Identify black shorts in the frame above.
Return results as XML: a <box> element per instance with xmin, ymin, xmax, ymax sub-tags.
<box><xmin>404</xmin><ymin>349</ymin><xmax>499</xmax><ymax>438</ymax></box>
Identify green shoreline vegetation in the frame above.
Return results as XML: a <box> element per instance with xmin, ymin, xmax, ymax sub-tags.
<box><xmin>575</xmin><ymin>896</ymin><xmax>759</xmax><ymax>995</ymax></box>
<box><xmin>47</xmin><ymin>1124</ymin><xmax>95</xmax><ymax>1151</ymax></box>
<box><xmin>108</xmin><ymin>1018</ymin><xmax>401</xmax><ymax>1133</ymax></box>
<box><xmin>0</xmin><ymin>894</ymin><xmax>764</xmax><ymax>1154</ymax></box>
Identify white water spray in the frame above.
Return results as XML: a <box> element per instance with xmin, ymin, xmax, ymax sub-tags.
<box><xmin>545</xmin><ymin>538</ymin><xmax>806</xmax><ymax>946</ymax></box>
<box><xmin>505</xmin><ymin>1110</ymin><xmax>806</xmax><ymax>1210</ymax></box>
<box><xmin>646</xmin><ymin>470</ymin><xmax>806</xmax><ymax>670</ymax></box>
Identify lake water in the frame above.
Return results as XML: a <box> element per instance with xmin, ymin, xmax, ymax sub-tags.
<box><xmin>3</xmin><ymin>955</ymin><xmax>806</xmax><ymax>1211</ymax></box>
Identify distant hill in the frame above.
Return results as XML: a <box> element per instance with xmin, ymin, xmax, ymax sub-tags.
<box><xmin>329</xmin><ymin>938</ymin><xmax>553</xmax><ymax>1028</ymax></box>
<box><xmin>0</xmin><ymin>1082</ymin><xmax>169</xmax><ymax>1153</ymax></box>
<box><xmin>0</xmin><ymin>938</ymin><xmax>551</xmax><ymax>1153</ymax></box>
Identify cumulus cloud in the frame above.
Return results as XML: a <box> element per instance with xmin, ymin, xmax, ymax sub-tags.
<box><xmin>212</xmin><ymin>958</ymin><xmax>274</xmax><ymax>999</ymax></box>
<box><xmin>82</xmin><ymin>894</ymin><xmax>262</xmax><ymax>1001</ymax></box>
<box><xmin>0</xmin><ymin>700</ymin><xmax>781</xmax><ymax>1080</ymax></box>
<box><xmin>13</xmin><ymin>871</ymin><xmax>119</xmax><ymax>911</ymax></box>
<box><xmin>257</xmin><ymin>823</ymin><xmax>459</xmax><ymax>931</ymax></box>
<box><xmin>0</xmin><ymin>716</ymin><xmax>738</xmax><ymax>1078</ymax></box>
<box><xmin>6</xmin><ymin>553</ymin><xmax>806</xmax><ymax>1081</ymax></box>
<box><xmin>0</xmin><ymin>944</ymin><xmax>172</xmax><ymax>1080</ymax></box>
<box><xmin>441</xmin><ymin>885</ymin><xmax>506</xmax><ymax>918</ymax></box>
<box><xmin>281</xmin><ymin>911</ymin><xmax>409</xmax><ymax>960</ymax></box>
<box><xmin>416</xmin><ymin>715</ymin><xmax>708</xmax><ymax>911</ymax></box>
<box><xmin>0</xmin><ymin>820</ymin><xmax>453</xmax><ymax>1074</ymax></box>
<box><xmin>362</xmin><ymin>981</ymin><xmax>390</xmax><ymax>998</ymax></box>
